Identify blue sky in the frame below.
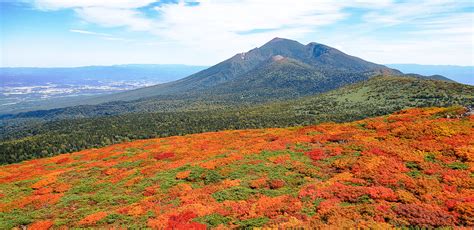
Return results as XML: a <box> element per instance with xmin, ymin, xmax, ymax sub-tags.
<box><xmin>1</xmin><ymin>0</ymin><xmax>473</xmax><ymax>67</ymax></box>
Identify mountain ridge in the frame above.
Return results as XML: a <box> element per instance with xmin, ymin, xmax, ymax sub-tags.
<box><xmin>85</xmin><ymin>37</ymin><xmax>402</xmax><ymax>103</ymax></box>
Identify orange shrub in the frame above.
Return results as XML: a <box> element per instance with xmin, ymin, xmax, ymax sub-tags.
<box><xmin>78</xmin><ymin>212</ymin><xmax>108</xmax><ymax>226</ymax></box>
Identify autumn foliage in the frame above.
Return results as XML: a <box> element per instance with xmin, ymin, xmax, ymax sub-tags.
<box><xmin>0</xmin><ymin>107</ymin><xmax>472</xmax><ymax>228</ymax></box>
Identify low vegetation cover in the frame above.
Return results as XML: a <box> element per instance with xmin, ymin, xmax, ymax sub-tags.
<box><xmin>0</xmin><ymin>107</ymin><xmax>472</xmax><ymax>228</ymax></box>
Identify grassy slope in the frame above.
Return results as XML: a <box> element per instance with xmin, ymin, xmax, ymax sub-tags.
<box><xmin>1</xmin><ymin>76</ymin><xmax>473</xmax><ymax>164</ymax></box>
<box><xmin>248</xmin><ymin>76</ymin><xmax>474</xmax><ymax>124</ymax></box>
<box><xmin>0</xmin><ymin>107</ymin><xmax>472</xmax><ymax>228</ymax></box>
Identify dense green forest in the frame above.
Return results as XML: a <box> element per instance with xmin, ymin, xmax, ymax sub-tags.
<box><xmin>1</xmin><ymin>76</ymin><xmax>472</xmax><ymax>164</ymax></box>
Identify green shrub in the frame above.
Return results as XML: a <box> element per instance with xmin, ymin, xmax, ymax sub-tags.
<box><xmin>447</xmin><ymin>162</ymin><xmax>468</xmax><ymax>170</ymax></box>
<box><xmin>236</xmin><ymin>217</ymin><xmax>269</xmax><ymax>228</ymax></box>
<box><xmin>194</xmin><ymin>214</ymin><xmax>231</xmax><ymax>227</ymax></box>
<box><xmin>212</xmin><ymin>186</ymin><xmax>255</xmax><ymax>202</ymax></box>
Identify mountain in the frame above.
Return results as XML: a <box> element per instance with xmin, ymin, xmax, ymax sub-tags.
<box><xmin>1</xmin><ymin>107</ymin><xmax>472</xmax><ymax>228</ymax></box>
<box><xmin>98</xmin><ymin>37</ymin><xmax>401</xmax><ymax>102</ymax></box>
<box><xmin>2</xmin><ymin>76</ymin><xmax>472</xmax><ymax>164</ymax></box>
<box><xmin>387</xmin><ymin>64</ymin><xmax>473</xmax><ymax>85</ymax></box>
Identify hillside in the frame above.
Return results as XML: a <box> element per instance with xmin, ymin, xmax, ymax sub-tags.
<box><xmin>0</xmin><ymin>107</ymin><xmax>472</xmax><ymax>228</ymax></box>
<box><xmin>1</xmin><ymin>76</ymin><xmax>473</xmax><ymax>164</ymax></box>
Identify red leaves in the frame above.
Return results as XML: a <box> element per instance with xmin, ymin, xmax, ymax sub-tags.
<box><xmin>55</xmin><ymin>157</ymin><xmax>70</xmax><ymax>164</ymax></box>
<box><xmin>166</xmin><ymin>211</ymin><xmax>206</xmax><ymax>230</ymax></box>
<box><xmin>176</xmin><ymin>170</ymin><xmax>191</xmax><ymax>180</ymax></box>
<box><xmin>305</xmin><ymin>149</ymin><xmax>325</xmax><ymax>161</ymax></box>
<box><xmin>154</xmin><ymin>152</ymin><xmax>175</xmax><ymax>160</ymax></box>
<box><xmin>269</xmin><ymin>179</ymin><xmax>285</xmax><ymax>189</ymax></box>
<box><xmin>394</xmin><ymin>204</ymin><xmax>455</xmax><ymax>227</ymax></box>
<box><xmin>367</xmin><ymin>186</ymin><xmax>397</xmax><ymax>201</ymax></box>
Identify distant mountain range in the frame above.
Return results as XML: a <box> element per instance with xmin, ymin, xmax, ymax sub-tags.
<box><xmin>0</xmin><ymin>64</ymin><xmax>207</xmax><ymax>114</ymax></box>
<box><xmin>387</xmin><ymin>64</ymin><xmax>473</xmax><ymax>85</ymax></box>
<box><xmin>0</xmin><ymin>64</ymin><xmax>207</xmax><ymax>85</ymax></box>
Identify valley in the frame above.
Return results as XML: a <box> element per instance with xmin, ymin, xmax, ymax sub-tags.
<box><xmin>0</xmin><ymin>65</ymin><xmax>206</xmax><ymax>114</ymax></box>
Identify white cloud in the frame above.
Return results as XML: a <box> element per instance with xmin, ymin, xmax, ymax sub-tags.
<box><xmin>74</xmin><ymin>7</ymin><xmax>152</xmax><ymax>31</ymax></box>
<box><xmin>27</xmin><ymin>0</ymin><xmax>473</xmax><ymax>66</ymax></box>
<box><xmin>69</xmin><ymin>29</ymin><xmax>111</xmax><ymax>37</ymax></box>
<box><xmin>69</xmin><ymin>29</ymin><xmax>130</xmax><ymax>42</ymax></box>
<box><xmin>34</xmin><ymin>0</ymin><xmax>157</xmax><ymax>10</ymax></box>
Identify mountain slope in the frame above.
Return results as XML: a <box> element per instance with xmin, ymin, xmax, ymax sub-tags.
<box><xmin>83</xmin><ymin>38</ymin><xmax>401</xmax><ymax>103</ymax></box>
<box><xmin>0</xmin><ymin>107</ymin><xmax>472</xmax><ymax>228</ymax></box>
<box><xmin>1</xmin><ymin>76</ymin><xmax>472</xmax><ymax>164</ymax></box>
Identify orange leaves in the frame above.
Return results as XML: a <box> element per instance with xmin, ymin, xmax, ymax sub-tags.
<box><xmin>250</xmin><ymin>177</ymin><xmax>267</xmax><ymax>189</ymax></box>
<box><xmin>16</xmin><ymin>193</ymin><xmax>63</xmax><ymax>210</ymax></box>
<box><xmin>221</xmin><ymin>179</ymin><xmax>241</xmax><ymax>188</ymax></box>
<box><xmin>31</xmin><ymin>176</ymin><xmax>57</xmax><ymax>189</ymax></box>
<box><xmin>52</xmin><ymin>183</ymin><xmax>71</xmax><ymax>193</ymax></box>
<box><xmin>29</xmin><ymin>220</ymin><xmax>54</xmax><ymax>230</ymax></box>
<box><xmin>103</xmin><ymin>168</ymin><xmax>119</xmax><ymax>176</ymax></box>
<box><xmin>268</xmin><ymin>154</ymin><xmax>291</xmax><ymax>164</ymax></box>
<box><xmin>455</xmin><ymin>202</ymin><xmax>474</xmax><ymax>225</ymax></box>
<box><xmin>253</xmin><ymin>195</ymin><xmax>302</xmax><ymax>218</ymax></box>
<box><xmin>176</xmin><ymin>170</ymin><xmax>191</xmax><ymax>180</ymax></box>
<box><xmin>78</xmin><ymin>212</ymin><xmax>108</xmax><ymax>226</ymax></box>
<box><xmin>118</xmin><ymin>203</ymin><xmax>146</xmax><ymax>217</ymax></box>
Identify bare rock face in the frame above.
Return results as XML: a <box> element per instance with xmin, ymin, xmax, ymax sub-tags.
<box><xmin>272</xmin><ymin>55</ymin><xmax>285</xmax><ymax>62</ymax></box>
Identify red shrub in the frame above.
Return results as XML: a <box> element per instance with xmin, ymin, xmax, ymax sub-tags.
<box><xmin>269</xmin><ymin>179</ymin><xmax>285</xmax><ymax>189</ymax></box>
<box><xmin>394</xmin><ymin>204</ymin><xmax>455</xmax><ymax>227</ymax></box>
<box><xmin>367</xmin><ymin>186</ymin><xmax>397</xmax><ymax>201</ymax></box>
<box><xmin>154</xmin><ymin>152</ymin><xmax>175</xmax><ymax>160</ymax></box>
<box><xmin>305</xmin><ymin>149</ymin><xmax>325</xmax><ymax>161</ymax></box>
<box><xmin>166</xmin><ymin>211</ymin><xmax>206</xmax><ymax>230</ymax></box>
